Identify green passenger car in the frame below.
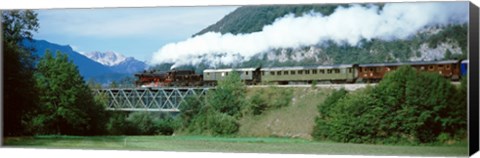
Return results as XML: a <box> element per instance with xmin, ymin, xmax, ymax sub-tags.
<box><xmin>203</xmin><ymin>68</ymin><xmax>261</xmax><ymax>85</ymax></box>
<box><xmin>260</xmin><ymin>64</ymin><xmax>357</xmax><ymax>84</ymax></box>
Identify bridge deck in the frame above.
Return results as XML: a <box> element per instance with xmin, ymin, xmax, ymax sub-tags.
<box><xmin>93</xmin><ymin>87</ymin><xmax>211</xmax><ymax>112</ymax></box>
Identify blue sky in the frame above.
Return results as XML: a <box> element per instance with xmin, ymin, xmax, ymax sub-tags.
<box><xmin>34</xmin><ymin>6</ymin><xmax>238</xmax><ymax>61</ymax></box>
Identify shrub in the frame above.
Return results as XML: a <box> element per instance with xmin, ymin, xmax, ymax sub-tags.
<box><xmin>245</xmin><ymin>87</ymin><xmax>293</xmax><ymax>115</ymax></box>
<box><xmin>106</xmin><ymin>112</ymin><xmax>131</xmax><ymax>135</ymax></box>
<box><xmin>106</xmin><ymin>112</ymin><xmax>179</xmax><ymax>135</ymax></box>
<box><xmin>153</xmin><ymin>116</ymin><xmax>178</xmax><ymax>135</ymax></box>
<box><xmin>178</xmin><ymin>96</ymin><xmax>205</xmax><ymax>128</ymax></box>
<box><xmin>207</xmin><ymin>112</ymin><xmax>239</xmax><ymax>135</ymax></box>
<box><xmin>247</xmin><ymin>93</ymin><xmax>268</xmax><ymax>115</ymax></box>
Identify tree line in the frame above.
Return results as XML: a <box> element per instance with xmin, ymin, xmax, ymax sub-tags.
<box><xmin>312</xmin><ymin>66</ymin><xmax>467</xmax><ymax>144</ymax></box>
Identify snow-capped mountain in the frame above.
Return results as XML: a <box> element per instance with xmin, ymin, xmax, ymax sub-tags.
<box><xmin>84</xmin><ymin>51</ymin><xmax>127</xmax><ymax>66</ymax></box>
<box><xmin>24</xmin><ymin>39</ymin><xmax>130</xmax><ymax>83</ymax></box>
<box><xmin>110</xmin><ymin>57</ymin><xmax>149</xmax><ymax>74</ymax></box>
<box><xmin>83</xmin><ymin>51</ymin><xmax>148</xmax><ymax>74</ymax></box>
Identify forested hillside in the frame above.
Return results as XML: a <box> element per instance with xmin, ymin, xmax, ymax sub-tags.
<box><xmin>183</xmin><ymin>4</ymin><xmax>467</xmax><ymax>70</ymax></box>
<box><xmin>194</xmin><ymin>4</ymin><xmax>341</xmax><ymax>36</ymax></box>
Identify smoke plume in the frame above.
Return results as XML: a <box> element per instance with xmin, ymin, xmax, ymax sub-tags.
<box><xmin>151</xmin><ymin>2</ymin><xmax>468</xmax><ymax>68</ymax></box>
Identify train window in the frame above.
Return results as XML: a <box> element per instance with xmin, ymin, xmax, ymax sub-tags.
<box><xmin>327</xmin><ymin>70</ymin><xmax>332</xmax><ymax>74</ymax></box>
<box><xmin>206</xmin><ymin>72</ymin><xmax>210</xmax><ymax>76</ymax></box>
<box><xmin>284</xmin><ymin>71</ymin><xmax>288</xmax><ymax>75</ymax></box>
<box><xmin>262</xmin><ymin>71</ymin><xmax>265</xmax><ymax>76</ymax></box>
<box><xmin>348</xmin><ymin>68</ymin><xmax>352</xmax><ymax>73</ymax></box>
<box><xmin>320</xmin><ymin>69</ymin><xmax>325</xmax><ymax>74</ymax></box>
<box><xmin>453</xmin><ymin>64</ymin><xmax>457</xmax><ymax>69</ymax></box>
<box><xmin>226</xmin><ymin>72</ymin><xmax>229</xmax><ymax>76</ymax></box>
<box><xmin>376</xmin><ymin>67</ymin><xmax>382</xmax><ymax>72</ymax></box>
<box><xmin>277</xmin><ymin>71</ymin><xmax>282</xmax><ymax>75</ymax></box>
<box><xmin>298</xmin><ymin>70</ymin><xmax>303</xmax><ymax>75</ymax></box>
<box><xmin>305</xmin><ymin>70</ymin><xmax>310</xmax><ymax>75</ymax></box>
<box><xmin>246</xmin><ymin>71</ymin><xmax>249</xmax><ymax>75</ymax></box>
<box><xmin>369</xmin><ymin>68</ymin><xmax>373</xmax><ymax>72</ymax></box>
<box><xmin>429</xmin><ymin>65</ymin><xmax>434</xmax><ymax>70</ymax></box>
<box><xmin>270</xmin><ymin>71</ymin><xmax>275</xmax><ymax>75</ymax></box>
<box><xmin>438</xmin><ymin>65</ymin><xmax>444</xmax><ymax>70</ymax></box>
<box><xmin>312</xmin><ymin>70</ymin><xmax>317</xmax><ymax>74</ymax></box>
<box><xmin>291</xmin><ymin>71</ymin><xmax>296</xmax><ymax>75</ymax></box>
<box><xmin>446</xmin><ymin>65</ymin><xmax>450</xmax><ymax>70</ymax></box>
<box><xmin>221</xmin><ymin>72</ymin><xmax>225</xmax><ymax>77</ymax></box>
<box><xmin>334</xmin><ymin>69</ymin><xmax>340</xmax><ymax>73</ymax></box>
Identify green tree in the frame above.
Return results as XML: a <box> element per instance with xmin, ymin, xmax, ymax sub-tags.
<box><xmin>178</xmin><ymin>96</ymin><xmax>205</xmax><ymax>129</ymax></box>
<box><xmin>312</xmin><ymin>88</ymin><xmax>349</xmax><ymax>140</ymax></box>
<box><xmin>2</xmin><ymin>10</ymin><xmax>40</xmax><ymax>136</ymax></box>
<box><xmin>31</xmin><ymin>50</ymin><xmax>108</xmax><ymax>135</ymax></box>
<box><xmin>206</xmin><ymin>72</ymin><xmax>246</xmax><ymax>117</ymax></box>
<box><xmin>178</xmin><ymin>72</ymin><xmax>245</xmax><ymax>135</ymax></box>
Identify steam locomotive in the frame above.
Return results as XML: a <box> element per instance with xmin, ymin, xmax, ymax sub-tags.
<box><xmin>135</xmin><ymin>59</ymin><xmax>468</xmax><ymax>87</ymax></box>
<box><xmin>135</xmin><ymin>69</ymin><xmax>202</xmax><ymax>87</ymax></box>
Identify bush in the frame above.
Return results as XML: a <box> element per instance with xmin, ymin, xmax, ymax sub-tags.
<box><xmin>106</xmin><ymin>112</ymin><xmax>179</xmax><ymax>135</ymax></box>
<box><xmin>106</xmin><ymin>112</ymin><xmax>131</xmax><ymax>135</ymax></box>
<box><xmin>247</xmin><ymin>94</ymin><xmax>268</xmax><ymax>115</ymax></box>
<box><xmin>178</xmin><ymin>96</ymin><xmax>205</xmax><ymax>128</ymax></box>
<box><xmin>153</xmin><ymin>116</ymin><xmax>178</xmax><ymax>135</ymax></box>
<box><xmin>312</xmin><ymin>66</ymin><xmax>467</xmax><ymax>144</ymax></box>
<box><xmin>207</xmin><ymin>112</ymin><xmax>239</xmax><ymax>135</ymax></box>
<box><xmin>245</xmin><ymin>87</ymin><xmax>293</xmax><ymax>115</ymax></box>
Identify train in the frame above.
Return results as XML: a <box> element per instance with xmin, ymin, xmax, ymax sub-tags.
<box><xmin>135</xmin><ymin>59</ymin><xmax>468</xmax><ymax>87</ymax></box>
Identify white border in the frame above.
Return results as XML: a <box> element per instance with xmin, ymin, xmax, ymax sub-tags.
<box><xmin>0</xmin><ymin>0</ymin><xmax>474</xmax><ymax>9</ymax></box>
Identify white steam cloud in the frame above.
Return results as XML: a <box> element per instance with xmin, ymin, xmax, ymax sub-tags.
<box><xmin>151</xmin><ymin>2</ymin><xmax>468</xmax><ymax>67</ymax></box>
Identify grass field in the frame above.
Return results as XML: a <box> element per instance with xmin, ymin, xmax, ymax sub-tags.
<box><xmin>3</xmin><ymin>135</ymin><xmax>468</xmax><ymax>156</ymax></box>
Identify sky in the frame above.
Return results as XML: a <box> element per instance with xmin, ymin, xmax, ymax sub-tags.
<box><xmin>34</xmin><ymin>6</ymin><xmax>238</xmax><ymax>61</ymax></box>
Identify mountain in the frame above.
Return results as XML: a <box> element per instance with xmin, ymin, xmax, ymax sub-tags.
<box><xmin>84</xmin><ymin>51</ymin><xmax>127</xmax><ymax>66</ymax></box>
<box><xmin>22</xmin><ymin>39</ymin><xmax>130</xmax><ymax>83</ymax></box>
<box><xmin>84</xmin><ymin>51</ymin><xmax>147</xmax><ymax>74</ymax></box>
<box><xmin>189</xmin><ymin>4</ymin><xmax>467</xmax><ymax>69</ymax></box>
<box><xmin>110</xmin><ymin>57</ymin><xmax>148</xmax><ymax>74</ymax></box>
<box><xmin>194</xmin><ymin>4</ymin><xmax>340</xmax><ymax>36</ymax></box>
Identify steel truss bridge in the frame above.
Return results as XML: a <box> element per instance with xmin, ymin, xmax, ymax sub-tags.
<box><xmin>93</xmin><ymin>87</ymin><xmax>211</xmax><ymax>112</ymax></box>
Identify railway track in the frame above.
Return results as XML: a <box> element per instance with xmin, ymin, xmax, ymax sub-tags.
<box><xmin>248</xmin><ymin>83</ymin><xmax>377</xmax><ymax>91</ymax></box>
<box><xmin>248</xmin><ymin>81</ymin><xmax>461</xmax><ymax>91</ymax></box>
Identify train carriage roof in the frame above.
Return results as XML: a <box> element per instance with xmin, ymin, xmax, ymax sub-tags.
<box><xmin>134</xmin><ymin>70</ymin><xmax>167</xmax><ymax>77</ymax></box>
<box><xmin>261</xmin><ymin>64</ymin><xmax>354</xmax><ymax>71</ymax></box>
<box><xmin>204</xmin><ymin>68</ymin><xmax>258</xmax><ymax>73</ymax></box>
<box><xmin>358</xmin><ymin>60</ymin><xmax>459</xmax><ymax>67</ymax></box>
